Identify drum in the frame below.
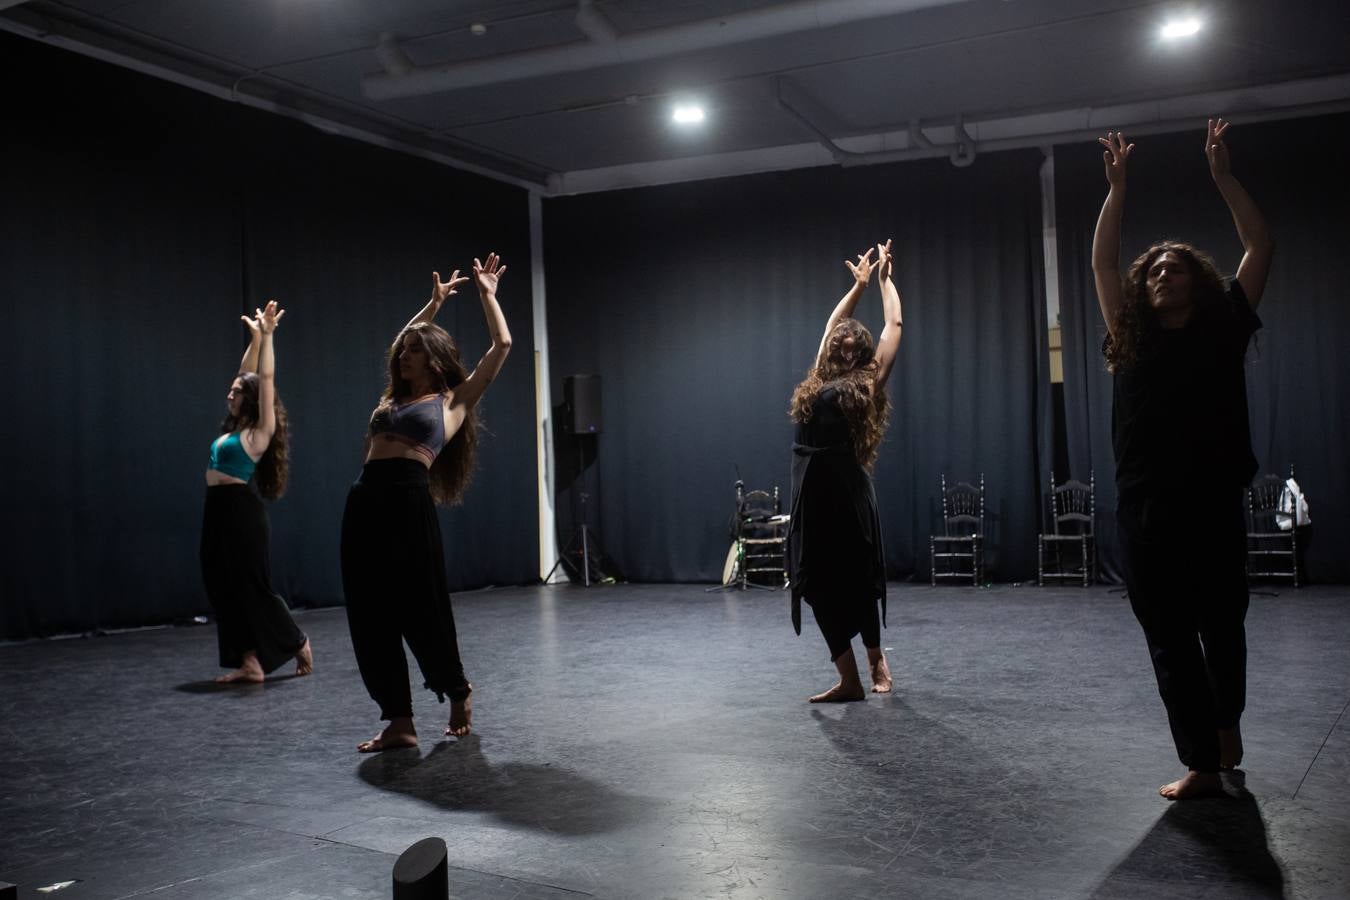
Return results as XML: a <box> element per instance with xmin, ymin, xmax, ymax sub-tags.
<box><xmin>722</xmin><ymin>542</ymin><xmax>741</xmax><ymax>584</ymax></box>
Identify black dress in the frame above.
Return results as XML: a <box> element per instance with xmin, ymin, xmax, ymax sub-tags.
<box><xmin>787</xmin><ymin>384</ymin><xmax>886</xmax><ymax>656</ymax></box>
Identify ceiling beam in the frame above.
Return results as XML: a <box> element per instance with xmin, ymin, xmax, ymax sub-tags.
<box><xmin>549</xmin><ymin>72</ymin><xmax>1350</xmax><ymax>195</ymax></box>
<box><xmin>363</xmin><ymin>0</ymin><xmax>975</xmax><ymax>101</ymax></box>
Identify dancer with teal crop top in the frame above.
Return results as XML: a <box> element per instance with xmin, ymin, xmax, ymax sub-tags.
<box><xmin>341</xmin><ymin>253</ymin><xmax>511</xmax><ymax>752</ymax></box>
<box><xmin>201</xmin><ymin>300</ymin><xmax>312</xmax><ymax>683</ymax></box>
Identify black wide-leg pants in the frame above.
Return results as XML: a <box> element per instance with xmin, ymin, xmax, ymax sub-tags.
<box><xmin>200</xmin><ymin>484</ymin><xmax>306</xmax><ymax>673</ymax></box>
<box><xmin>1118</xmin><ymin>487</ymin><xmax>1249</xmax><ymax>772</ymax></box>
<box><xmin>340</xmin><ymin>458</ymin><xmax>470</xmax><ymax>720</ymax></box>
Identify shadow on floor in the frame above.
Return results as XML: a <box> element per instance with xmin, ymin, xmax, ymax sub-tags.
<box><xmin>357</xmin><ymin>736</ymin><xmax>656</xmax><ymax>836</ymax></box>
<box><xmin>1089</xmin><ymin>778</ymin><xmax>1286</xmax><ymax>899</ymax></box>
<box><xmin>808</xmin><ymin>696</ymin><xmax>1058</xmax><ymax>876</ymax></box>
<box><xmin>172</xmin><ymin>673</ymin><xmax>305</xmax><ymax>694</ymax></box>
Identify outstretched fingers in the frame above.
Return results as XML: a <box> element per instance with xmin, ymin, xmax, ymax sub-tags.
<box><xmin>1098</xmin><ymin>131</ymin><xmax>1134</xmax><ymax>162</ymax></box>
<box><xmin>1205</xmin><ymin>118</ymin><xmax>1232</xmax><ymax>176</ymax></box>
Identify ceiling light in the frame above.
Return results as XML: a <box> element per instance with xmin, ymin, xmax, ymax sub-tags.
<box><xmin>469</xmin><ymin>23</ymin><xmax>487</xmax><ymax>36</ymax></box>
<box><xmin>1160</xmin><ymin>17</ymin><xmax>1202</xmax><ymax>39</ymax></box>
<box><xmin>672</xmin><ymin>104</ymin><xmax>705</xmax><ymax>125</ymax></box>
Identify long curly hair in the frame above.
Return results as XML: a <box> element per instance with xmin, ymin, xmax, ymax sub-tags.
<box><xmin>790</xmin><ymin>318</ymin><xmax>891</xmax><ymax>471</ymax></box>
<box><xmin>220</xmin><ymin>371</ymin><xmax>289</xmax><ymax>499</ymax></box>
<box><xmin>374</xmin><ymin>322</ymin><xmax>478</xmax><ymax>506</ymax></box>
<box><xmin>1105</xmin><ymin>241</ymin><xmax>1227</xmax><ymax>372</ymax></box>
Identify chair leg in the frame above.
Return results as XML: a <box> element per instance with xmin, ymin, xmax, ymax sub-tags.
<box><xmin>930</xmin><ymin>538</ymin><xmax>936</xmax><ymax>587</ymax></box>
<box><xmin>1037</xmin><ymin>536</ymin><xmax>1043</xmax><ymax>587</ymax></box>
<box><xmin>1291</xmin><ymin>531</ymin><xmax>1299</xmax><ymax>588</ymax></box>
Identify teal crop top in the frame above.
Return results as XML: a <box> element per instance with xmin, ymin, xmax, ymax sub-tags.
<box><xmin>209</xmin><ymin>432</ymin><xmax>258</xmax><ymax>481</ymax></box>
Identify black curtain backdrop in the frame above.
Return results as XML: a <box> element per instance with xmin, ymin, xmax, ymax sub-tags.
<box><xmin>1055</xmin><ymin>112</ymin><xmax>1350</xmax><ymax>583</ymax></box>
<box><xmin>0</xmin><ymin>34</ymin><xmax>538</xmax><ymax>640</ymax></box>
<box><xmin>544</xmin><ymin>150</ymin><xmax>1049</xmax><ymax>585</ymax></box>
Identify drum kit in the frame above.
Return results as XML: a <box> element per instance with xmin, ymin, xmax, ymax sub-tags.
<box><xmin>709</xmin><ymin>480</ymin><xmax>789</xmax><ymax>592</ymax></box>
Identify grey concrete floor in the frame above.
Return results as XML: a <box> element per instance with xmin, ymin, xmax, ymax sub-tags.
<box><xmin>1</xmin><ymin>583</ymin><xmax>1347</xmax><ymax>899</ymax></box>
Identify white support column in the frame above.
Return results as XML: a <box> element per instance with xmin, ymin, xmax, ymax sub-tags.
<box><xmin>1039</xmin><ymin>147</ymin><xmax>1061</xmax><ymax>335</ymax></box>
<box><xmin>529</xmin><ymin>192</ymin><xmax>561</xmax><ymax>581</ymax></box>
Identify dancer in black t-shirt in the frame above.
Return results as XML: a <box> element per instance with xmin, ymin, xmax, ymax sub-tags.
<box><xmin>1092</xmin><ymin>120</ymin><xmax>1274</xmax><ymax>799</ymax></box>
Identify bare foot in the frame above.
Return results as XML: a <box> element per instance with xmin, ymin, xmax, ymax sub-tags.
<box><xmin>1219</xmin><ymin>726</ymin><xmax>1243</xmax><ymax>770</ymax></box>
<box><xmin>215</xmin><ymin>652</ymin><xmax>264</xmax><ymax>684</ymax></box>
<box><xmin>1159</xmin><ymin>769</ymin><xmax>1223</xmax><ymax>800</ymax></box>
<box><xmin>446</xmin><ymin>689</ymin><xmax>473</xmax><ymax>737</ymax></box>
<box><xmin>867</xmin><ymin>651</ymin><xmax>892</xmax><ymax>694</ymax></box>
<box><xmin>358</xmin><ymin>717</ymin><xmax>417</xmax><ymax>753</ymax></box>
<box><xmin>295</xmin><ymin>638</ymin><xmax>314</xmax><ymax>677</ymax></box>
<box><xmin>808</xmin><ymin>681</ymin><xmax>866</xmax><ymax>703</ymax></box>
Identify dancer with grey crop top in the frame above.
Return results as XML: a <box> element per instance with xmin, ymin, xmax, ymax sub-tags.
<box><xmin>201</xmin><ymin>300</ymin><xmax>312</xmax><ymax>683</ymax></box>
<box><xmin>341</xmin><ymin>253</ymin><xmax>512</xmax><ymax>752</ymax></box>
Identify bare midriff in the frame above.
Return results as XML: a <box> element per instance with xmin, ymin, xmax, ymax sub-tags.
<box><xmin>365</xmin><ymin>433</ymin><xmax>435</xmax><ymax>467</ymax></box>
<box><xmin>205</xmin><ymin>468</ymin><xmax>249</xmax><ymax>486</ymax></box>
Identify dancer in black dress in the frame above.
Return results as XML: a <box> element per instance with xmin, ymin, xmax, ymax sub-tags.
<box><xmin>788</xmin><ymin>239</ymin><xmax>904</xmax><ymax>702</ymax></box>
<box><xmin>201</xmin><ymin>300</ymin><xmax>312</xmax><ymax>683</ymax></box>
<box><xmin>1093</xmin><ymin>120</ymin><xmax>1273</xmax><ymax>799</ymax></box>
<box><xmin>341</xmin><ymin>254</ymin><xmax>511</xmax><ymax>752</ymax></box>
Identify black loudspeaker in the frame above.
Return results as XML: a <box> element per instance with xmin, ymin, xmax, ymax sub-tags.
<box><xmin>0</xmin><ymin>882</ymin><xmax>15</xmax><ymax>900</ymax></box>
<box><xmin>392</xmin><ymin>837</ymin><xmax>448</xmax><ymax>899</ymax></box>
<box><xmin>563</xmin><ymin>374</ymin><xmax>602</xmax><ymax>434</ymax></box>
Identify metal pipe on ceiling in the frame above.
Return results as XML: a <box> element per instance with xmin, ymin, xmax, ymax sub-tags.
<box><xmin>776</xmin><ymin>77</ymin><xmax>980</xmax><ymax>169</ymax></box>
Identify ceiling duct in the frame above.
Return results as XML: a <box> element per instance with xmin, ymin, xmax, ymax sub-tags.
<box><xmin>364</xmin><ymin>0</ymin><xmax>975</xmax><ymax>100</ymax></box>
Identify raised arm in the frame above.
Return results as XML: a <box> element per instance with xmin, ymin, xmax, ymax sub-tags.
<box><xmin>872</xmin><ymin>239</ymin><xmax>903</xmax><ymax>389</ymax></box>
<box><xmin>1092</xmin><ymin>131</ymin><xmax>1133</xmax><ymax>338</ymax></box>
<box><xmin>451</xmin><ymin>252</ymin><xmax>512</xmax><ymax>411</ymax></box>
<box><xmin>816</xmin><ymin>247</ymin><xmax>876</xmax><ymax>368</ymax></box>
<box><xmin>405</xmin><ymin>269</ymin><xmax>471</xmax><ymax>331</ymax></box>
<box><xmin>245</xmin><ymin>300</ymin><xmax>285</xmax><ymax>455</ymax></box>
<box><xmin>1206</xmin><ymin>119</ymin><xmax>1274</xmax><ymax>307</ymax></box>
<box><xmin>238</xmin><ymin>314</ymin><xmax>261</xmax><ymax>373</ymax></box>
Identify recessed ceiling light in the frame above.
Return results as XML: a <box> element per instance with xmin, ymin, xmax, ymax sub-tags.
<box><xmin>1160</xmin><ymin>17</ymin><xmax>1202</xmax><ymax>39</ymax></box>
<box><xmin>469</xmin><ymin>23</ymin><xmax>487</xmax><ymax>36</ymax></box>
<box><xmin>672</xmin><ymin>104</ymin><xmax>705</xmax><ymax>125</ymax></box>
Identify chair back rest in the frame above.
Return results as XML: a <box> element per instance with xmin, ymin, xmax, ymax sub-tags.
<box><xmin>740</xmin><ymin>488</ymin><xmax>783</xmax><ymax>539</ymax></box>
<box><xmin>1050</xmin><ymin>470</ymin><xmax>1095</xmax><ymax>536</ymax></box>
<box><xmin>1246</xmin><ymin>472</ymin><xmax>1285</xmax><ymax>532</ymax></box>
<box><xmin>941</xmin><ymin>473</ymin><xmax>985</xmax><ymax>537</ymax></box>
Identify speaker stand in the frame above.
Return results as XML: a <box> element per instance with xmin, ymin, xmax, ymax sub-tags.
<box><xmin>546</xmin><ymin>435</ymin><xmax>617</xmax><ymax>586</ymax></box>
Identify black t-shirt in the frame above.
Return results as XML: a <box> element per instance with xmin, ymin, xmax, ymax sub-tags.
<box><xmin>1109</xmin><ymin>280</ymin><xmax>1261</xmax><ymax>502</ymax></box>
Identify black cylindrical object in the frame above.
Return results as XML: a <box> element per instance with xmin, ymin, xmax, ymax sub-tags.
<box><xmin>564</xmin><ymin>373</ymin><xmax>603</xmax><ymax>434</ymax></box>
<box><xmin>392</xmin><ymin>837</ymin><xmax>448</xmax><ymax>900</ymax></box>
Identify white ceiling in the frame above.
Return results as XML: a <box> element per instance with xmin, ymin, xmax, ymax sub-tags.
<box><xmin>4</xmin><ymin>0</ymin><xmax>1349</xmax><ymax>193</ymax></box>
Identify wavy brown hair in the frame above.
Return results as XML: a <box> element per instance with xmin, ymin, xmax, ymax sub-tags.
<box><xmin>220</xmin><ymin>372</ymin><xmax>289</xmax><ymax>499</ymax></box>
<box><xmin>374</xmin><ymin>322</ymin><xmax>478</xmax><ymax>506</ymax></box>
<box><xmin>1105</xmin><ymin>241</ymin><xmax>1227</xmax><ymax>372</ymax></box>
<box><xmin>790</xmin><ymin>318</ymin><xmax>891</xmax><ymax>471</ymax></box>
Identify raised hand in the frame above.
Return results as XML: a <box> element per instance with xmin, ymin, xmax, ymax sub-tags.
<box><xmin>844</xmin><ymin>247</ymin><xmax>877</xmax><ymax>288</ymax></box>
<box><xmin>256</xmin><ymin>299</ymin><xmax>286</xmax><ymax>334</ymax></box>
<box><xmin>875</xmin><ymin>238</ymin><xmax>894</xmax><ymax>282</ymax></box>
<box><xmin>1205</xmin><ymin>118</ymin><xmax>1231</xmax><ymax>179</ymax></box>
<box><xmin>1098</xmin><ymin>131</ymin><xmax>1134</xmax><ymax>187</ymax></box>
<box><xmin>431</xmin><ymin>269</ymin><xmax>470</xmax><ymax>305</ymax></box>
<box><xmin>240</xmin><ymin>312</ymin><xmax>261</xmax><ymax>339</ymax></box>
<box><xmin>473</xmin><ymin>252</ymin><xmax>507</xmax><ymax>295</ymax></box>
